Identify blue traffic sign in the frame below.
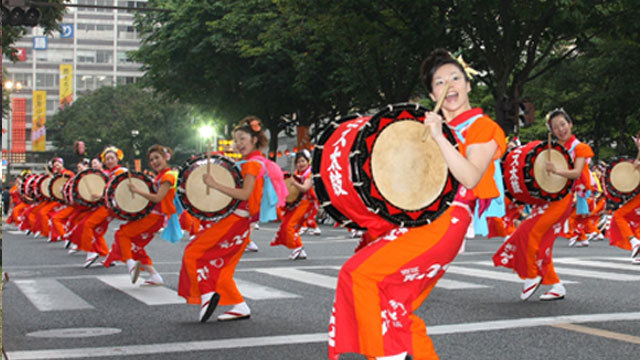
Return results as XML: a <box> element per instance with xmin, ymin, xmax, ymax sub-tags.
<box><xmin>60</xmin><ymin>24</ymin><xmax>74</xmax><ymax>39</ymax></box>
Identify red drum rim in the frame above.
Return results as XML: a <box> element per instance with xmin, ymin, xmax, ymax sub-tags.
<box><xmin>104</xmin><ymin>171</ymin><xmax>156</xmax><ymax>221</ymax></box>
<box><xmin>49</xmin><ymin>173</ymin><xmax>72</xmax><ymax>202</ymax></box>
<box><xmin>351</xmin><ymin>103</ymin><xmax>459</xmax><ymax>227</ymax></box>
<box><xmin>604</xmin><ymin>156</ymin><xmax>640</xmax><ymax>202</ymax></box>
<box><xmin>177</xmin><ymin>153</ymin><xmax>243</xmax><ymax>221</ymax></box>
<box><xmin>71</xmin><ymin>168</ymin><xmax>109</xmax><ymax>208</ymax></box>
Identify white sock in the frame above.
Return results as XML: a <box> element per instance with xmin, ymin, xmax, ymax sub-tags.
<box><xmin>201</xmin><ymin>292</ymin><xmax>214</xmax><ymax>304</ymax></box>
<box><xmin>377</xmin><ymin>352</ymin><xmax>407</xmax><ymax>360</ymax></box>
<box><xmin>631</xmin><ymin>237</ymin><xmax>640</xmax><ymax>248</ymax></box>
<box><xmin>230</xmin><ymin>301</ymin><xmax>250</xmax><ymax>314</ymax></box>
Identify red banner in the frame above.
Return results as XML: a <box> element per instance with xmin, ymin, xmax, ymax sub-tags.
<box><xmin>11</xmin><ymin>98</ymin><xmax>27</xmax><ymax>163</ymax></box>
<box><xmin>14</xmin><ymin>47</ymin><xmax>27</xmax><ymax>62</ymax></box>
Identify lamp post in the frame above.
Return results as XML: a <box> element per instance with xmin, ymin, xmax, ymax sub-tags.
<box><xmin>130</xmin><ymin>129</ymin><xmax>139</xmax><ymax>171</ymax></box>
<box><xmin>3</xmin><ymin>80</ymin><xmax>24</xmax><ymax>185</ymax></box>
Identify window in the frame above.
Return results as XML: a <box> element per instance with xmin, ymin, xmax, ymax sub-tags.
<box><xmin>35</xmin><ymin>74</ymin><xmax>59</xmax><ymax>88</ymax></box>
<box><xmin>96</xmin><ymin>50</ymin><xmax>113</xmax><ymax>64</ymax></box>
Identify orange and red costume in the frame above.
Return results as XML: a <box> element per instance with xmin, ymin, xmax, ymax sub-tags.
<box><xmin>329</xmin><ymin>109</ymin><xmax>505</xmax><ymax>360</ymax></box>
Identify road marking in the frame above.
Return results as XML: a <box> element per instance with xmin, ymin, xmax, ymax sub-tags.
<box><xmin>552</xmin><ymin>266</ymin><xmax>640</xmax><ymax>281</ymax></box>
<box><xmin>550</xmin><ymin>323</ymin><xmax>640</xmax><ymax>345</ymax></box>
<box><xmin>553</xmin><ymin>258</ymin><xmax>640</xmax><ymax>272</ymax></box>
<box><xmin>436</xmin><ymin>278</ymin><xmax>488</xmax><ymax>290</ymax></box>
<box><xmin>7</xmin><ymin>312</ymin><xmax>640</xmax><ymax>359</ymax></box>
<box><xmin>13</xmin><ymin>279</ymin><xmax>93</xmax><ymax>311</ymax></box>
<box><xmin>254</xmin><ymin>267</ymin><xmax>337</xmax><ymax>289</ymax></box>
<box><xmin>446</xmin><ymin>265</ymin><xmax>580</xmax><ymax>284</ymax></box>
<box><xmin>234</xmin><ymin>278</ymin><xmax>300</xmax><ymax>300</ymax></box>
<box><xmin>96</xmin><ymin>275</ymin><xmax>184</xmax><ymax>306</ymax></box>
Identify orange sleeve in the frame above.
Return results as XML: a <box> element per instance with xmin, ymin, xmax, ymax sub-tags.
<box><xmin>574</xmin><ymin>143</ymin><xmax>594</xmax><ymax>159</ymax></box>
<box><xmin>464</xmin><ymin>116</ymin><xmax>507</xmax><ymax>199</ymax></box>
<box><xmin>157</xmin><ymin>171</ymin><xmax>177</xmax><ymax>215</ymax></box>
<box><xmin>242</xmin><ymin>161</ymin><xmax>264</xmax><ymax>217</ymax></box>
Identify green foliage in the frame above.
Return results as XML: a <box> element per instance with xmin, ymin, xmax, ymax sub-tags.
<box><xmin>48</xmin><ymin>85</ymin><xmax>196</xmax><ymax>168</ymax></box>
<box><xmin>2</xmin><ymin>0</ymin><xmax>68</xmax><ymax>60</ymax></box>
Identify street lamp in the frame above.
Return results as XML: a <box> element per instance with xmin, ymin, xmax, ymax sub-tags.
<box><xmin>198</xmin><ymin>124</ymin><xmax>216</xmax><ymax>154</ymax></box>
<box><xmin>3</xmin><ymin>80</ymin><xmax>24</xmax><ymax>185</ymax></box>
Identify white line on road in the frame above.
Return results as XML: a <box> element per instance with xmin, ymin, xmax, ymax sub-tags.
<box><xmin>552</xmin><ymin>266</ymin><xmax>640</xmax><ymax>281</ymax></box>
<box><xmin>436</xmin><ymin>278</ymin><xmax>489</xmax><ymax>290</ymax></box>
<box><xmin>96</xmin><ymin>275</ymin><xmax>185</xmax><ymax>306</ymax></box>
<box><xmin>553</xmin><ymin>258</ymin><xmax>640</xmax><ymax>272</ymax></box>
<box><xmin>13</xmin><ymin>279</ymin><xmax>94</xmax><ymax>311</ymax></box>
<box><xmin>446</xmin><ymin>265</ymin><xmax>578</xmax><ymax>284</ymax></box>
<box><xmin>254</xmin><ymin>267</ymin><xmax>338</xmax><ymax>289</ymax></box>
<box><xmin>7</xmin><ymin>312</ymin><xmax>640</xmax><ymax>359</ymax></box>
<box><xmin>234</xmin><ymin>278</ymin><xmax>301</xmax><ymax>300</ymax></box>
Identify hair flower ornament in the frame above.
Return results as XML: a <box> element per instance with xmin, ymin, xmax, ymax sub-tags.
<box><xmin>249</xmin><ymin>119</ymin><xmax>262</xmax><ymax>132</ymax></box>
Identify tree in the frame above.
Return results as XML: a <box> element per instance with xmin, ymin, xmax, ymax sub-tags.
<box><xmin>48</xmin><ymin>85</ymin><xmax>196</xmax><ymax>168</ymax></box>
<box><xmin>2</xmin><ymin>0</ymin><xmax>68</xmax><ymax>60</ymax></box>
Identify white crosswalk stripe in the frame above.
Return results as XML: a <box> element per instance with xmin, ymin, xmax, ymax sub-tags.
<box><xmin>11</xmin><ymin>257</ymin><xmax>640</xmax><ymax>313</ymax></box>
<box><xmin>96</xmin><ymin>275</ymin><xmax>185</xmax><ymax>306</ymax></box>
<box><xmin>13</xmin><ymin>279</ymin><xmax>94</xmax><ymax>311</ymax></box>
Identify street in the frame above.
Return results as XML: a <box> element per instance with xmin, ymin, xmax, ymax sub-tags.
<box><xmin>2</xmin><ymin>221</ymin><xmax>639</xmax><ymax>360</ymax></box>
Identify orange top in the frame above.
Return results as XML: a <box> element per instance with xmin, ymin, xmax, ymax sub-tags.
<box><xmin>241</xmin><ymin>152</ymin><xmax>265</xmax><ymax>217</ymax></box>
<box><xmin>154</xmin><ymin>169</ymin><xmax>177</xmax><ymax>215</ymax></box>
<box><xmin>572</xmin><ymin>141</ymin><xmax>595</xmax><ymax>191</ymax></box>
<box><xmin>450</xmin><ymin>109</ymin><xmax>507</xmax><ymax>199</ymax></box>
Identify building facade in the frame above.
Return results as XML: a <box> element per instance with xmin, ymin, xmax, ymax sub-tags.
<box><xmin>2</xmin><ymin>0</ymin><xmax>147</xmax><ymax>182</ymax></box>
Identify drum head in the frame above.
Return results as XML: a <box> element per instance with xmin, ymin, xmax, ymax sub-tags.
<box><xmin>533</xmin><ymin>148</ymin><xmax>569</xmax><ymax>193</ymax></box>
<box><xmin>610</xmin><ymin>161</ymin><xmax>640</xmax><ymax>193</ymax></box>
<box><xmin>40</xmin><ymin>176</ymin><xmax>52</xmax><ymax>199</ymax></box>
<box><xmin>78</xmin><ymin>173</ymin><xmax>107</xmax><ymax>202</ymax></box>
<box><xmin>185</xmin><ymin>161</ymin><xmax>235</xmax><ymax>212</ymax></box>
<box><xmin>371</xmin><ymin>120</ymin><xmax>448</xmax><ymax>211</ymax></box>
<box><xmin>114</xmin><ymin>177</ymin><xmax>151</xmax><ymax>213</ymax></box>
<box><xmin>51</xmin><ymin>176</ymin><xmax>68</xmax><ymax>201</ymax></box>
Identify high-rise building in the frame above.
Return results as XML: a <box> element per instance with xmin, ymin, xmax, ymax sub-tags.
<box><xmin>2</xmin><ymin>0</ymin><xmax>147</xmax><ymax>181</ymax></box>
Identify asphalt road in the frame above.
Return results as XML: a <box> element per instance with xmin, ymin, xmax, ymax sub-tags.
<box><xmin>2</xmin><ymin>220</ymin><xmax>639</xmax><ymax>360</ymax></box>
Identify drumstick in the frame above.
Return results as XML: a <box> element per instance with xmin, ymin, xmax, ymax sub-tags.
<box><xmin>127</xmin><ymin>165</ymin><xmax>135</xmax><ymax>199</ymax></box>
<box><xmin>547</xmin><ymin>132</ymin><xmax>552</xmax><ymax>162</ymax></box>
<box><xmin>206</xmin><ymin>143</ymin><xmax>212</xmax><ymax>195</ymax></box>
<box><xmin>422</xmin><ymin>82</ymin><xmax>450</xmax><ymax>142</ymax></box>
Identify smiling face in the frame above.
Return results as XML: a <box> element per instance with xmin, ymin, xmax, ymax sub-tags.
<box><xmin>430</xmin><ymin>63</ymin><xmax>472</xmax><ymax>119</ymax></box>
<box><xmin>104</xmin><ymin>152</ymin><xmax>118</xmax><ymax>170</ymax></box>
<box><xmin>550</xmin><ymin>114</ymin><xmax>573</xmax><ymax>144</ymax></box>
<box><xmin>148</xmin><ymin>151</ymin><xmax>168</xmax><ymax>173</ymax></box>
<box><xmin>52</xmin><ymin>160</ymin><xmax>64</xmax><ymax>173</ymax></box>
<box><xmin>91</xmin><ymin>158</ymin><xmax>103</xmax><ymax>170</ymax></box>
<box><xmin>233</xmin><ymin>129</ymin><xmax>257</xmax><ymax>157</ymax></box>
<box><xmin>296</xmin><ymin>156</ymin><xmax>309</xmax><ymax>172</ymax></box>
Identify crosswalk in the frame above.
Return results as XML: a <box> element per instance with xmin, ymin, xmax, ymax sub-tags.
<box><xmin>9</xmin><ymin>256</ymin><xmax>640</xmax><ymax>312</ymax></box>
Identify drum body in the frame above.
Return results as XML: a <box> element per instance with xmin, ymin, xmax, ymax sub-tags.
<box><xmin>105</xmin><ymin>171</ymin><xmax>156</xmax><ymax>221</ymax></box>
<box><xmin>19</xmin><ymin>174</ymin><xmax>39</xmax><ymax>204</ymax></box>
<box><xmin>502</xmin><ymin>140</ymin><xmax>574</xmax><ymax>205</ymax></box>
<box><xmin>283</xmin><ymin>173</ymin><xmax>303</xmax><ymax>209</ymax></box>
<box><xmin>604</xmin><ymin>156</ymin><xmax>640</xmax><ymax>204</ymax></box>
<box><xmin>37</xmin><ymin>174</ymin><xmax>53</xmax><ymax>200</ymax></box>
<box><xmin>312</xmin><ymin>103</ymin><xmax>459</xmax><ymax>231</ymax></box>
<box><xmin>71</xmin><ymin>169</ymin><xmax>109</xmax><ymax>208</ymax></box>
<box><xmin>177</xmin><ymin>154</ymin><xmax>243</xmax><ymax>221</ymax></box>
<box><xmin>49</xmin><ymin>173</ymin><xmax>72</xmax><ymax>202</ymax></box>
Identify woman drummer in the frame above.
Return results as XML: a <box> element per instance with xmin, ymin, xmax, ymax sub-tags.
<box><xmin>607</xmin><ymin>131</ymin><xmax>640</xmax><ymax>264</ymax></box>
<box><xmin>494</xmin><ymin>108</ymin><xmax>594</xmax><ymax>301</ymax></box>
<box><xmin>329</xmin><ymin>49</ymin><xmax>506</xmax><ymax>360</ymax></box>
<box><xmin>178</xmin><ymin>116</ymin><xmax>268</xmax><ymax>323</ymax></box>
<box><xmin>102</xmin><ymin>145</ymin><xmax>177</xmax><ymax>285</ymax></box>
<box><xmin>271</xmin><ymin>149</ymin><xmax>317</xmax><ymax>260</ymax></box>
<box><xmin>67</xmin><ymin>146</ymin><xmax>127</xmax><ymax>268</ymax></box>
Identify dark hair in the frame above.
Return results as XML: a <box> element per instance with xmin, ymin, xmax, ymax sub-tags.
<box><xmin>420</xmin><ymin>48</ymin><xmax>469</xmax><ymax>94</ymax></box>
<box><xmin>81</xmin><ymin>158</ymin><xmax>90</xmax><ymax>167</ymax></box>
<box><xmin>233</xmin><ymin>115</ymin><xmax>268</xmax><ymax>149</ymax></box>
<box><xmin>546</xmin><ymin>108</ymin><xmax>573</xmax><ymax>129</ymax></box>
<box><xmin>295</xmin><ymin>149</ymin><xmax>311</xmax><ymax>162</ymax></box>
<box><xmin>147</xmin><ymin>144</ymin><xmax>173</xmax><ymax>160</ymax></box>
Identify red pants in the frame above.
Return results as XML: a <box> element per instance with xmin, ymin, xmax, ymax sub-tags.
<box><xmin>104</xmin><ymin>213</ymin><xmax>164</xmax><ymax>266</ymax></box>
<box><xmin>607</xmin><ymin>193</ymin><xmax>640</xmax><ymax>251</ymax></box>
<box><xmin>7</xmin><ymin>202</ymin><xmax>27</xmax><ymax>225</ymax></box>
<box><xmin>69</xmin><ymin>205</ymin><xmax>112</xmax><ymax>256</ymax></box>
<box><xmin>178</xmin><ymin>214</ymin><xmax>250</xmax><ymax>305</ymax></box>
<box><xmin>329</xmin><ymin>203</ymin><xmax>471</xmax><ymax>360</ymax></box>
<box><xmin>493</xmin><ymin>194</ymin><xmax>573</xmax><ymax>284</ymax></box>
<box><xmin>271</xmin><ymin>199</ymin><xmax>315</xmax><ymax>249</ymax></box>
<box><xmin>49</xmin><ymin>206</ymin><xmax>74</xmax><ymax>241</ymax></box>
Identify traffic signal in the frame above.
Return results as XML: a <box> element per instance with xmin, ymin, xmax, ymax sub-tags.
<box><xmin>2</xmin><ymin>0</ymin><xmax>41</xmax><ymax>27</ymax></box>
<box><xmin>518</xmin><ymin>101</ymin><xmax>535</xmax><ymax>128</ymax></box>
